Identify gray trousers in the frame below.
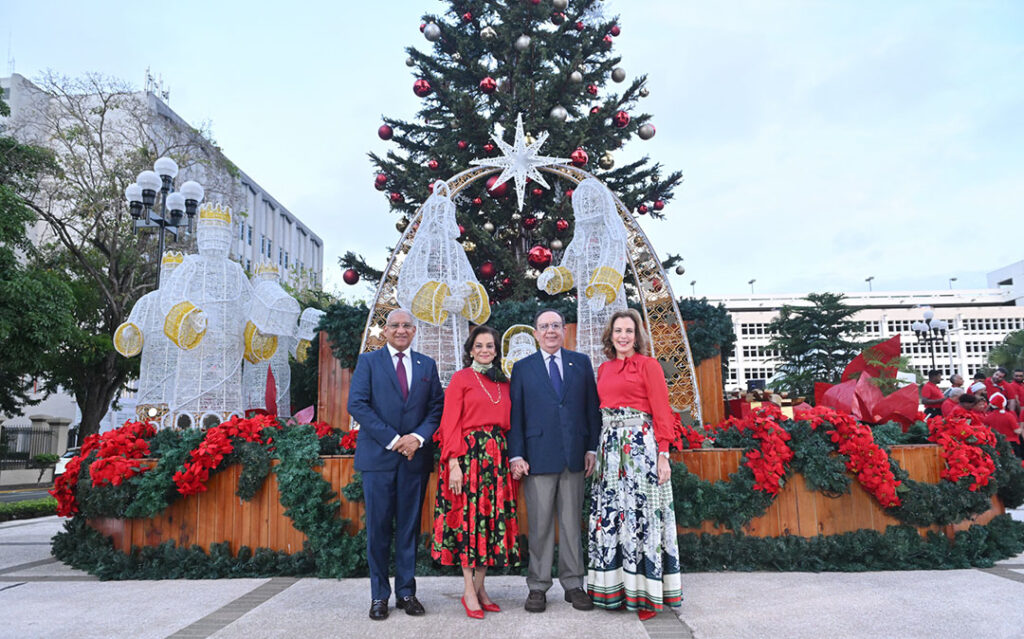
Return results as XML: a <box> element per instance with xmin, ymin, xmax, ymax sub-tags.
<box><xmin>522</xmin><ymin>468</ymin><xmax>585</xmax><ymax>593</ymax></box>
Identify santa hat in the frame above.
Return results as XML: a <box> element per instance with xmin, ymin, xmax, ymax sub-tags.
<box><xmin>990</xmin><ymin>393</ymin><xmax>1007</xmax><ymax>410</ymax></box>
<box><xmin>968</xmin><ymin>381</ymin><xmax>987</xmax><ymax>394</ymax></box>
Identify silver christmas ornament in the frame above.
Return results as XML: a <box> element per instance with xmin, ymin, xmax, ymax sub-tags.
<box><xmin>638</xmin><ymin>123</ymin><xmax>656</xmax><ymax>140</ymax></box>
<box><xmin>452</xmin><ymin>52</ymin><xmax>462</xmax><ymax>62</ymax></box>
<box><xmin>481</xmin><ymin>26</ymin><xmax>497</xmax><ymax>39</ymax></box>
<box><xmin>405</xmin><ymin>57</ymin><xmax>416</xmax><ymax>67</ymax></box>
<box><xmin>553</xmin><ymin>0</ymin><xmax>568</xmax><ymax>9</ymax></box>
<box><xmin>611</xmin><ymin>67</ymin><xmax>626</xmax><ymax>83</ymax></box>
<box><xmin>549</xmin><ymin>105</ymin><xmax>568</xmax><ymax>121</ymax></box>
<box><xmin>515</xmin><ymin>34</ymin><xmax>531</xmax><ymax>51</ymax></box>
<box><xmin>483</xmin><ymin>222</ymin><xmax>495</xmax><ymax>233</ymax></box>
<box><xmin>639</xmin><ymin>87</ymin><xmax>650</xmax><ymax>97</ymax></box>
<box><xmin>598</xmin><ymin>151</ymin><xmax>615</xmax><ymax>169</ymax></box>
<box><xmin>569</xmin><ymin>70</ymin><xmax>583</xmax><ymax>83</ymax></box>
<box><xmin>551</xmin><ymin>239</ymin><xmax>563</xmax><ymax>250</ymax></box>
<box><xmin>675</xmin><ymin>265</ymin><xmax>686</xmax><ymax>275</ymax></box>
<box><xmin>423</xmin><ymin>22</ymin><xmax>442</xmax><ymax>42</ymax></box>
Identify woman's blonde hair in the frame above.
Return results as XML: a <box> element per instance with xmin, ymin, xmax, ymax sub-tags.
<box><xmin>601</xmin><ymin>308</ymin><xmax>649</xmax><ymax>360</ymax></box>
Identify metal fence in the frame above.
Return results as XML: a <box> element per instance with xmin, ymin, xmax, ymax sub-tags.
<box><xmin>0</xmin><ymin>426</ymin><xmax>58</xmax><ymax>470</ymax></box>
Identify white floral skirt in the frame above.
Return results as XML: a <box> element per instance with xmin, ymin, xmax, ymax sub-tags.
<box><xmin>587</xmin><ymin>407</ymin><xmax>683</xmax><ymax>611</ymax></box>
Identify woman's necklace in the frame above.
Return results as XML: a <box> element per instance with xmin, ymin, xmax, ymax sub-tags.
<box><xmin>474</xmin><ymin>369</ymin><xmax>502</xmax><ymax>404</ymax></box>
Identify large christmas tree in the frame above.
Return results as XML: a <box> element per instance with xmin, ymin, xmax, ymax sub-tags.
<box><xmin>343</xmin><ymin>0</ymin><xmax>682</xmax><ymax>303</ymax></box>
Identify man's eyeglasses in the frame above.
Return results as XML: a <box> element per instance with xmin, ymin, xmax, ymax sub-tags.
<box><xmin>537</xmin><ymin>322</ymin><xmax>564</xmax><ymax>332</ymax></box>
<box><xmin>387</xmin><ymin>322</ymin><xmax>415</xmax><ymax>330</ymax></box>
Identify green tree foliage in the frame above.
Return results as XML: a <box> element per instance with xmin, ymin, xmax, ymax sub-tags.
<box><xmin>0</xmin><ymin>94</ymin><xmax>76</xmax><ymax>415</ymax></box>
<box><xmin>677</xmin><ymin>297</ymin><xmax>736</xmax><ymax>368</ymax></box>
<box><xmin>768</xmin><ymin>293</ymin><xmax>862</xmax><ymax>398</ymax></box>
<box><xmin>347</xmin><ymin>0</ymin><xmax>682</xmax><ymax>302</ymax></box>
<box><xmin>989</xmin><ymin>330</ymin><xmax>1024</xmax><ymax>372</ymax></box>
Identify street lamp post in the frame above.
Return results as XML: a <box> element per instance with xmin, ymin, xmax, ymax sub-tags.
<box><xmin>748</xmin><ymin>279</ymin><xmax>756</xmax><ymax>294</ymax></box>
<box><xmin>865</xmin><ymin>276</ymin><xmax>874</xmax><ymax>291</ymax></box>
<box><xmin>949</xmin><ymin>277</ymin><xmax>957</xmax><ymax>290</ymax></box>
<box><xmin>912</xmin><ymin>308</ymin><xmax>948</xmax><ymax>371</ymax></box>
<box><xmin>690</xmin><ymin>280</ymin><xmax>696</xmax><ymax>296</ymax></box>
<box><xmin>124</xmin><ymin>157</ymin><xmax>205</xmax><ymax>257</ymax></box>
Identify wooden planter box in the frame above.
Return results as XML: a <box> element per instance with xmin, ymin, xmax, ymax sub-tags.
<box><xmin>88</xmin><ymin>445</ymin><xmax>1003</xmax><ymax>555</ymax></box>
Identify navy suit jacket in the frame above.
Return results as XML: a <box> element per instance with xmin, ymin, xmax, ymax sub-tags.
<box><xmin>347</xmin><ymin>346</ymin><xmax>444</xmax><ymax>474</ymax></box>
<box><xmin>508</xmin><ymin>348</ymin><xmax>601</xmax><ymax>474</ymax></box>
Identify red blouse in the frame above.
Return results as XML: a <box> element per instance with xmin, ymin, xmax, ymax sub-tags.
<box><xmin>597</xmin><ymin>353</ymin><xmax>675</xmax><ymax>453</ymax></box>
<box><xmin>438</xmin><ymin>367</ymin><xmax>511</xmax><ymax>462</ymax></box>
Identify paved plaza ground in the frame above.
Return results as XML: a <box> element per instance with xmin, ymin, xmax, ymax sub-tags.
<box><xmin>1</xmin><ymin>508</ymin><xmax>1022</xmax><ymax>639</ymax></box>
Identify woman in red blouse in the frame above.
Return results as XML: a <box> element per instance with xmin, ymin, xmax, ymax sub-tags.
<box><xmin>587</xmin><ymin>309</ymin><xmax>682</xmax><ymax>621</ymax></box>
<box><xmin>431</xmin><ymin>325</ymin><xmax>520</xmax><ymax>619</ymax></box>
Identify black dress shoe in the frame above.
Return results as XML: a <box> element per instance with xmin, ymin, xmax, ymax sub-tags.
<box><xmin>396</xmin><ymin>595</ymin><xmax>425</xmax><ymax>616</ymax></box>
<box><xmin>564</xmin><ymin>588</ymin><xmax>594</xmax><ymax>611</ymax></box>
<box><xmin>369</xmin><ymin>599</ymin><xmax>389</xmax><ymax>620</ymax></box>
<box><xmin>525</xmin><ymin>590</ymin><xmax>546</xmax><ymax>613</ymax></box>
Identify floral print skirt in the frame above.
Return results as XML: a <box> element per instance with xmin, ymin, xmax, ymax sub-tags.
<box><xmin>431</xmin><ymin>425</ymin><xmax>521</xmax><ymax>568</ymax></box>
<box><xmin>587</xmin><ymin>407</ymin><xmax>683</xmax><ymax>611</ymax></box>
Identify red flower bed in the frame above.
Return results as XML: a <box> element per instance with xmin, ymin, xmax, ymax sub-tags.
<box><xmin>173</xmin><ymin>415</ymin><xmax>282</xmax><ymax>496</ymax></box>
<box><xmin>708</xmin><ymin>404</ymin><xmax>794</xmax><ymax>495</ymax></box>
<box><xmin>927</xmin><ymin>414</ymin><xmax>996</xmax><ymax>491</ymax></box>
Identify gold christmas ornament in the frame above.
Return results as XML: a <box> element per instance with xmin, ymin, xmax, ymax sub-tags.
<box><xmin>462</xmin><ymin>240</ymin><xmax>477</xmax><ymax>252</ymax></box>
<box><xmin>598</xmin><ymin>151</ymin><xmax>615</xmax><ymax>169</ymax></box>
<box><xmin>525</xmin><ymin>133</ymin><xmax>537</xmax><ymax>145</ymax></box>
<box><xmin>396</xmin><ymin>217</ymin><xmax>409</xmax><ymax>232</ymax></box>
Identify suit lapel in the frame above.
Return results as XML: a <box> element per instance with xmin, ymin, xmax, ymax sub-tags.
<box><xmin>558</xmin><ymin>348</ymin><xmax>573</xmax><ymax>401</ymax></box>
<box><xmin>407</xmin><ymin>350</ymin><xmax>425</xmax><ymax>403</ymax></box>
<box><xmin>380</xmin><ymin>347</ymin><xmax>404</xmax><ymax>400</ymax></box>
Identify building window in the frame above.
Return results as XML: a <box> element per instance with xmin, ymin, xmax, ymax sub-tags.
<box><xmin>247</xmin><ymin>227</ymin><xmax>252</xmax><ymax>245</ymax></box>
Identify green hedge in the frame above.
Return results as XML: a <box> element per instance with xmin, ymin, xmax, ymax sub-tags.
<box><xmin>0</xmin><ymin>497</ymin><xmax>57</xmax><ymax>522</ymax></box>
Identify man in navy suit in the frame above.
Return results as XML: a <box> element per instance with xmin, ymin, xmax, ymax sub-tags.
<box><xmin>508</xmin><ymin>308</ymin><xmax>601</xmax><ymax>613</ymax></box>
<box><xmin>347</xmin><ymin>308</ymin><xmax>444</xmax><ymax>621</ymax></box>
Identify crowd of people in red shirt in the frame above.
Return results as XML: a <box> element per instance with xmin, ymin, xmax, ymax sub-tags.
<box><xmin>921</xmin><ymin>367</ymin><xmax>1024</xmax><ymax>457</ymax></box>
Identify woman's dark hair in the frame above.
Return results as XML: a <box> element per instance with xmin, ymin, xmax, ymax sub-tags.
<box><xmin>462</xmin><ymin>325</ymin><xmax>506</xmax><ymax>382</ymax></box>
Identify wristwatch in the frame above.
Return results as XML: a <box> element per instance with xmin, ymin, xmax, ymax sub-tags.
<box><xmin>659</xmin><ymin>451</ymin><xmax>670</xmax><ymax>459</ymax></box>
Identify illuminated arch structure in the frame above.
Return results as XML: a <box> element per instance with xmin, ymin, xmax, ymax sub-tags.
<box><xmin>357</xmin><ymin>164</ymin><xmax>702</xmax><ymax>421</ymax></box>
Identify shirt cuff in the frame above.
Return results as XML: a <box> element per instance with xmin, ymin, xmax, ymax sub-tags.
<box><xmin>411</xmin><ymin>433</ymin><xmax>424</xmax><ymax>448</ymax></box>
<box><xmin>385</xmin><ymin>435</ymin><xmax>400</xmax><ymax>450</ymax></box>
<box><xmin>587</xmin><ymin>450</ymin><xmax>597</xmax><ymax>456</ymax></box>
<box><xmin>510</xmin><ymin>456</ymin><xmax>524</xmax><ymax>463</ymax></box>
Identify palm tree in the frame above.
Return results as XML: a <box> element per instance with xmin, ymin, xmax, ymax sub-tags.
<box><xmin>989</xmin><ymin>330</ymin><xmax>1024</xmax><ymax>370</ymax></box>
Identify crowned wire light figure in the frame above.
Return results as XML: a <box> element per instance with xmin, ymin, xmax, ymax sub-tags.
<box><xmin>242</xmin><ymin>261</ymin><xmax>302</xmax><ymax>417</ymax></box>
<box><xmin>161</xmin><ymin>203</ymin><xmax>269</xmax><ymax>428</ymax></box>
<box><xmin>113</xmin><ymin>250</ymin><xmax>185</xmax><ymax>428</ymax></box>
<box><xmin>538</xmin><ymin>178</ymin><xmax>628</xmax><ymax>369</ymax></box>
<box><xmin>396</xmin><ymin>180</ymin><xmax>490</xmax><ymax>385</ymax></box>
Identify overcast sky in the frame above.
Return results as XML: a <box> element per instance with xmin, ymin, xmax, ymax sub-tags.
<box><xmin>3</xmin><ymin>1</ymin><xmax>1022</xmax><ymax>299</ymax></box>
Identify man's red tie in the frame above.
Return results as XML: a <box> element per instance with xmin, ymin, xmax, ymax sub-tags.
<box><xmin>396</xmin><ymin>352</ymin><xmax>409</xmax><ymax>400</ymax></box>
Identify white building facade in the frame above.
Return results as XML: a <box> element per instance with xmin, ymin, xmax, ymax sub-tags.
<box><xmin>710</xmin><ymin>276</ymin><xmax>1024</xmax><ymax>393</ymax></box>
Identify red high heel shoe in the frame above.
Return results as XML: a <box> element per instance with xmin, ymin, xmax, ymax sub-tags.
<box><xmin>638</xmin><ymin>609</ymin><xmax>657</xmax><ymax>621</ymax></box>
<box><xmin>462</xmin><ymin>596</ymin><xmax>485</xmax><ymax>619</ymax></box>
<box><xmin>480</xmin><ymin>600</ymin><xmax>501</xmax><ymax>613</ymax></box>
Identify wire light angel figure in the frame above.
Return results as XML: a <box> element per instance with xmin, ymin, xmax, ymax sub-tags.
<box><xmin>537</xmin><ymin>177</ymin><xmax>627</xmax><ymax>369</ymax></box>
<box><xmin>242</xmin><ymin>262</ymin><xmax>302</xmax><ymax>417</ymax></box>
<box><xmin>396</xmin><ymin>180</ymin><xmax>490</xmax><ymax>385</ymax></box>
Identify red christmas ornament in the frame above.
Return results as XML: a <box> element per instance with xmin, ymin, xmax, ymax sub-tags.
<box><xmin>590</xmin><ymin>106</ymin><xmax>601</xmax><ymax>115</ymax></box>
<box><xmin>529</xmin><ymin>0</ymin><xmax>540</xmax><ymax>4</ymax></box>
<box><xmin>637</xmin><ymin>204</ymin><xmax>649</xmax><ymax>214</ymax></box>
<box><xmin>427</xmin><ymin>159</ymin><xmax>439</xmax><ymax>170</ymax></box>
<box><xmin>502</xmin><ymin>277</ymin><xmax>511</xmax><ymax>286</ymax></box>
<box><xmin>565</xmin><ymin>188</ymin><xmax>574</xmax><ymax>198</ymax></box>
<box><xmin>531</xmin><ymin>187</ymin><xmax>544</xmax><ymax>197</ymax></box>
<box><xmin>377</xmin><ymin>124</ymin><xmax>394</xmax><ymax>140</ymax></box>
<box><xmin>472</xmin><ymin>196</ymin><xmax>483</xmax><ymax>206</ymax></box>
<box><xmin>556</xmin><ymin>218</ymin><xmax>569</xmax><ymax>232</ymax></box>
<box><xmin>462</xmin><ymin>11</ymin><xmax>473</xmax><ymax>22</ymax></box>
<box><xmin>390</xmin><ymin>192</ymin><xmax>404</xmax><ymax>203</ymax></box>
<box><xmin>586</xmin><ymin>83</ymin><xmax>598</xmax><ymax>95</ymax></box>
<box><xmin>602</xmin><ymin>35</ymin><xmax>613</xmax><ymax>47</ymax></box>
<box><xmin>528</xmin><ymin>246</ymin><xmax>553</xmax><ymax>269</ymax></box>
<box><xmin>458</xmin><ymin>224</ymin><xmax>465</xmax><ymax>236</ymax></box>
<box><xmin>479</xmin><ymin>76</ymin><xmax>497</xmax><ymax>94</ymax></box>
<box><xmin>653</xmin><ymin>200</ymin><xmax>665</xmax><ymax>211</ymax></box>
<box><xmin>457</xmin><ymin>140</ymin><xmax>468</xmax><ymax>151</ymax></box>
<box><xmin>613</xmin><ymin>110</ymin><xmax>630</xmax><ymax>128</ymax></box>
<box><xmin>551</xmin><ymin>12</ymin><xmax>566</xmax><ymax>25</ymax></box>
<box><xmin>427</xmin><ymin>183</ymin><xmax>434</xmax><ymax>194</ymax></box>
<box><xmin>486</xmin><ymin>175</ymin><xmax>509</xmax><ymax>198</ymax></box>
<box><xmin>570</xmin><ymin>148</ymin><xmax>589</xmax><ymax>167</ymax></box>
<box><xmin>419</xmin><ymin>23</ymin><xmax>426</xmax><ymax>32</ymax></box>
<box><xmin>479</xmin><ymin>261</ymin><xmax>497</xmax><ymax>279</ymax></box>
<box><xmin>374</xmin><ymin>173</ymin><xmax>388</xmax><ymax>190</ymax></box>
<box><xmin>343</xmin><ymin>269</ymin><xmax>360</xmax><ymax>285</ymax></box>
<box><xmin>609</xmin><ymin>25</ymin><xmax>621</xmax><ymax>36</ymax></box>
<box><xmin>483</xmin><ymin>143</ymin><xmax>495</xmax><ymax>153</ymax></box>
<box><xmin>413</xmin><ymin>79</ymin><xmax>433</xmax><ymax>97</ymax></box>
<box><xmin>575</xmin><ymin>21</ymin><xmax>585</xmax><ymax>31</ymax></box>
<box><xmin>523</xmin><ymin>216</ymin><xmax>539</xmax><ymax>230</ymax></box>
